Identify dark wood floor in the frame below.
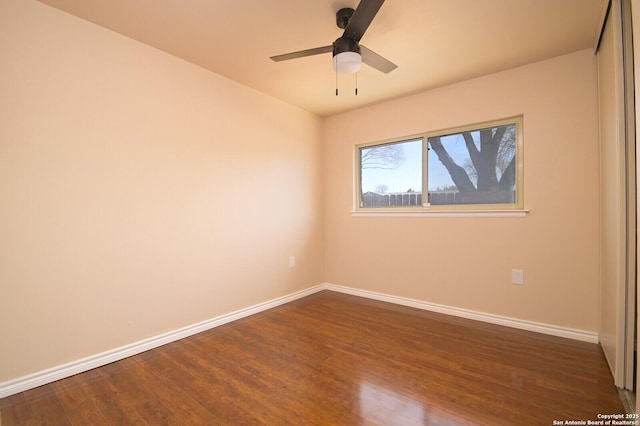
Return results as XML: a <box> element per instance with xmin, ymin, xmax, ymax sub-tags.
<box><xmin>1</xmin><ymin>291</ymin><xmax>625</xmax><ymax>425</ymax></box>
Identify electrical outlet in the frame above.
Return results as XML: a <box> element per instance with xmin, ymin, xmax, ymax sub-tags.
<box><xmin>512</xmin><ymin>269</ymin><xmax>524</xmax><ymax>285</ymax></box>
<box><xmin>289</xmin><ymin>256</ymin><xmax>295</xmax><ymax>269</ymax></box>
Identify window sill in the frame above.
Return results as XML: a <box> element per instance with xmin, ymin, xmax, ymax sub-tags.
<box><xmin>350</xmin><ymin>209</ymin><xmax>530</xmax><ymax>218</ymax></box>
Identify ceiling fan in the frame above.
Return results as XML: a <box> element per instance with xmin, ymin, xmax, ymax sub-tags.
<box><xmin>270</xmin><ymin>0</ymin><xmax>397</xmax><ymax>75</ymax></box>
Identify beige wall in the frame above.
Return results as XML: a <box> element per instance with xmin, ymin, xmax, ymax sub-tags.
<box><xmin>323</xmin><ymin>49</ymin><xmax>600</xmax><ymax>332</ymax></box>
<box><xmin>0</xmin><ymin>0</ymin><xmax>324</xmax><ymax>383</ymax></box>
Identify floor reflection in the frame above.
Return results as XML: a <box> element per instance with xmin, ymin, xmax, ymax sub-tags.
<box><xmin>359</xmin><ymin>381</ymin><xmax>424</xmax><ymax>425</ymax></box>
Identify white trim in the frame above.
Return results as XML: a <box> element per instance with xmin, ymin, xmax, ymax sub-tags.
<box><xmin>0</xmin><ymin>282</ymin><xmax>598</xmax><ymax>398</ymax></box>
<box><xmin>350</xmin><ymin>209</ymin><xmax>529</xmax><ymax>218</ymax></box>
<box><xmin>323</xmin><ymin>284</ymin><xmax>599</xmax><ymax>344</ymax></box>
<box><xmin>0</xmin><ymin>285</ymin><xmax>325</xmax><ymax>399</ymax></box>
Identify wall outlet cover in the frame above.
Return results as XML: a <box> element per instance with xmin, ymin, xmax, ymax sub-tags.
<box><xmin>512</xmin><ymin>269</ymin><xmax>524</xmax><ymax>285</ymax></box>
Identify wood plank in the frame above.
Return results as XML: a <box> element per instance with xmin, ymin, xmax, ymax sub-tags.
<box><xmin>74</xmin><ymin>367</ymin><xmax>146</xmax><ymax>425</ymax></box>
<box><xmin>0</xmin><ymin>291</ymin><xmax>626</xmax><ymax>424</ymax></box>
<box><xmin>0</xmin><ymin>380</ymin><xmax>71</xmax><ymax>426</ymax></box>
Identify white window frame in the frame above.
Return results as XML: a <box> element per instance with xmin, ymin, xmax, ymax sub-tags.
<box><xmin>353</xmin><ymin>116</ymin><xmax>526</xmax><ymax>217</ymax></box>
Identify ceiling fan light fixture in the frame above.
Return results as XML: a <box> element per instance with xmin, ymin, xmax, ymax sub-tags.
<box><xmin>333</xmin><ymin>51</ymin><xmax>362</xmax><ymax>74</ymax></box>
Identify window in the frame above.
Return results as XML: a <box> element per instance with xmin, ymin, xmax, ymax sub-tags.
<box><xmin>356</xmin><ymin>116</ymin><xmax>523</xmax><ymax>211</ymax></box>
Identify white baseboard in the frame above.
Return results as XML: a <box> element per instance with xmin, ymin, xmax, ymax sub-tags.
<box><xmin>0</xmin><ymin>282</ymin><xmax>598</xmax><ymax>399</ymax></box>
<box><xmin>0</xmin><ymin>285</ymin><xmax>325</xmax><ymax>399</ymax></box>
<box><xmin>323</xmin><ymin>283</ymin><xmax>599</xmax><ymax>344</ymax></box>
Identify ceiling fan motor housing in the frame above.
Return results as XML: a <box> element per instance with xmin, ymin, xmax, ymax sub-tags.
<box><xmin>333</xmin><ymin>36</ymin><xmax>362</xmax><ymax>73</ymax></box>
<box><xmin>333</xmin><ymin>36</ymin><xmax>361</xmax><ymax>57</ymax></box>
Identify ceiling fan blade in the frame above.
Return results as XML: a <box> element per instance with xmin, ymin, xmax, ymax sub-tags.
<box><xmin>361</xmin><ymin>45</ymin><xmax>397</xmax><ymax>74</ymax></box>
<box><xmin>342</xmin><ymin>0</ymin><xmax>385</xmax><ymax>42</ymax></box>
<box><xmin>270</xmin><ymin>45</ymin><xmax>333</xmax><ymax>62</ymax></box>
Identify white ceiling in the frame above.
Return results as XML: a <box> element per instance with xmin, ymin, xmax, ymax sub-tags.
<box><xmin>37</xmin><ymin>0</ymin><xmax>608</xmax><ymax>117</ymax></box>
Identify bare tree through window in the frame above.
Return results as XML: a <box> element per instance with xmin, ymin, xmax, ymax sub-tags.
<box><xmin>428</xmin><ymin>124</ymin><xmax>516</xmax><ymax>205</ymax></box>
<box><xmin>356</xmin><ymin>117</ymin><xmax>521</xmax><ymax>209</ymax></box>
